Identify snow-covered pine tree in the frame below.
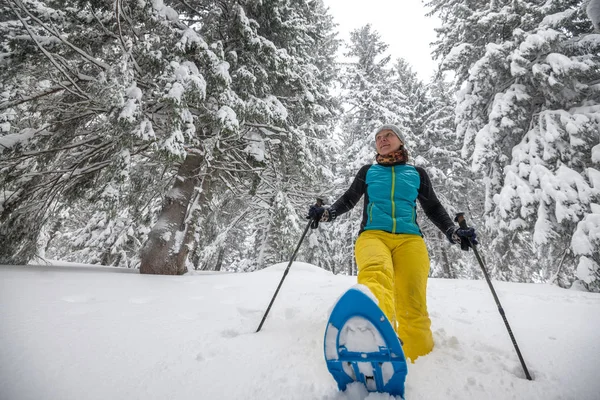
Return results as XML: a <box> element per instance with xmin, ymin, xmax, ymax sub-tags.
<box><xmin>0</xmin><ymin>0</ymin><xmax>207</xmax><ymax>266</ymax></box>
<box><xmin>323</xmin><ymin>25</ymin><xmax>413</xmax><ymax>275</ymax></box>
<box><xmin>428</xmin><ymin>0</ymin><xmax>600</xmax><ymax>290</ymax></box>
<box><xmin>149</xmin><ymin>0</ymin><xmax>341</xmax><ymax>272</ymax></box>
<box><xmin>0</xmin><ymin>0</ymin><xmax>340</xmax><ymax>273</ymax></box>
<box><xmin>238</xmin><ymin>0</ymin><xmax>341</xmax><ymax>271</ymax></box>
<box><xmin>340</xmin><ymin>25</ymin><xmax>411</xmax><ymax>153</ymax></box>
<box><xmin>416</xmin><ymin>77</ymin><xmax>485</xmax><ymax>280</ymax></box>
<box><xmin>383</xmin><ymin>58</ymin><xmax>485</xmax><ymax>280</ymax></box>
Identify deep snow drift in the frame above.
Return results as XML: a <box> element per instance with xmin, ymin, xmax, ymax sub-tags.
<box><xmin>1</xmin><ymin>262</ymin><xmax>599</xmax><ymax>400</ymax></box>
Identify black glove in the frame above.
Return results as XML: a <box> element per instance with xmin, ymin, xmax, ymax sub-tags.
<box><xmin>446</xmin><ymin>226</ymin><xmax>478</xmax><ymax>251</ymax></box>
<box><xmin>307</xmin><ymin>205</ymin><xmax>336</xmax><ymax>229</ymax></box>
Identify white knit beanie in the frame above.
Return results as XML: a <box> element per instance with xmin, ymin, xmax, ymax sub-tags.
<box><xmin>373</xmin><ymin>124</ymin><xmax>406</xmax><ymax>146</ymax></box>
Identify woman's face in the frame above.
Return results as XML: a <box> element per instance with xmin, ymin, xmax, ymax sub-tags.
<box><xmin>375</xmin><ymin>129</ymin><xmax>402</xmax><ymax>156</ymax></box>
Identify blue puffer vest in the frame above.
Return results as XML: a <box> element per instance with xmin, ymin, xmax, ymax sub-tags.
<box><xmin>364</xmin><ymin>164</ymin><xmax>421</xmax><ymax>235</ymax></box>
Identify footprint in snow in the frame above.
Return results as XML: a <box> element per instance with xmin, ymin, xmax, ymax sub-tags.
<box><xmin>451</xmin><ymin>316</ymin><xmax>472</xmax><ymax>325</ymax></box>
<box><xmin>237</xmin><ymin>306</ymin><xmax>261</xmax><ymax>317</ymax></box>
<box><xmin>473</xmin><ymin>342</ymin><xmax>505</xmax><ymax>356</ymax></box>
<box><xmin>433</xmin><ymin>329</ymin><xmax>461</xmax><ymax>349</ymax></box>
<box><xmin>61</xmin><ymin>295</ymin><xmax>95</xmax><ymax>303</ymax></box>
<box><xmin>177</xmin><ymin>312</ymin><xmax>197</xmax><ymax>320</ymax></box>
<box><xmin>285</xmin><ymin>308</ymin><xmax>299</xmax><ymax>319</ymax></box>
<box><xmin>221</xmin><ymin>329</ymin><xmax>240</xmax><ymax>338</ymax></box>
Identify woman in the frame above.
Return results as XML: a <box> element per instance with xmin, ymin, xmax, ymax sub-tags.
<box><xmin>308</xmin><ymin>124</ymin><xmax>477</xmax><ymax>361</ymax></box>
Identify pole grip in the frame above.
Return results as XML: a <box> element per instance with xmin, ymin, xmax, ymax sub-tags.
<box><xmin>455</xmin><ymin>212</ymin><xmax>468</xmax><ymax>229</ymax></box>
<box><xmin>311</xmin><ymin>198</ymin><xmax>324</xmax><ymax>229</ymax></box>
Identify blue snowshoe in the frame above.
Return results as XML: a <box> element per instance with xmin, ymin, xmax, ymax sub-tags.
<box><xmin>324</xmin><ymin>286</ymin><xmax>408</xmax><ymax>398</ymax></box>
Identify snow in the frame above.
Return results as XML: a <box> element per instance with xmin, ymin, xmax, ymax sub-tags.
<box><xmin>171</xmin><ymin>230</ymin><xmax>185</xmax><ymax>254</ymax></box>
<box><xmin>353</xmin><ymin>283</ymin><xmax>379</xmax><ymax>304</ymax></box>
<box><xmin>442</xmin><ymin>43</ymin><xmax>472</xmax><ymax>68</ymax></box>
<box><xmin>1</xmin><ymin>262</ymin><xmax>600</xmax><ymax>400</ymax></box>
<box><xmin>518</xmin><ymin>29</ymin><xmax>561</xmax><ymax>56</ymax></box>
<box><xmin>545</xmin><ymin>53</ymin><xmax>590</xmax><ymax>75</ymax></box>
<box><xmin>540</xmin><ymin>10</ymin><xmax>576</xmax><ymax>28</ymax></box>
<box><xmin>216</xmin><ymin>105</ymin><xmax>239</xmax><ymax>132</ymax></box>
<box><xmin>266</xmin><ymin>95</ymin><xmax>289</xmax><ymax>122</ymax></box>
<box><xmin>572</xmin><ymin>211</ymin><xmax>600</xmax><ymax>255</ymax></box>
<box><xmin>577</xmin><ymin>257</ymin><xmax>597</xmax><ymax>284</ymax></box>
<box><xmin>339</xmin><ymin>316</ymin><xmax>385</xmax><ymax>352</ymax></box>
<box><xmin>152</xmin><ymin>0</ymin><xmax>178</xmax><ymax>22</ymax></box>
<box><xmin>119</xmin><ymin>99</ymin><xmax>138</xmax><ymax>122</ymax></box>
<box><xmin>166</xmin><ymin>82</ymin><xmax>185</xmax><ymax>103</ymax></box>
<box><xmin>0</xmin><ymin>128</ymin><xmax>36</xmax><ymax>149</ymax></box>
<box><xmin>214</xmin><ymin>61</ymin><xmax>232</xmax><ymax>85</ymax></box>
<box><xmin>243</xmin><ymin>130</ymin><xmax>266</xmax><ymax>162</ymax></box>
<box><xmin>325</xmin><ymin>323</ymin><xmax>340</xmax><ymax>360</ymax></box>
<box><xmin>126</xmin><ymin>84</ymin><xmax>143</xmax><ymax>101</ymax></box>
<box><xmin>592</xmin><ymin>144</ymin><xmax>600</xmax><ymax>164</ymax></box>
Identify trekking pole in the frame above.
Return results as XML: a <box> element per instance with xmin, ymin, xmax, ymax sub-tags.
<box><xmin>455</xmin><ymin>213</ymin><xmax>533</xmax><ymax>381</ymax></box>
<box><xmin>256</xmin><ymin>199</ymin><xmax>323</xmax><ymax>333</ymax></box>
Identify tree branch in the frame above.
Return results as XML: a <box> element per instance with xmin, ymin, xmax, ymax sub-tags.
<box><xmin>12</xmin><ymin>0</ymin><xmax>110</xmax><ymax>71</ymax></box>
<box><xmin>8</xmin><ymin>2</ymin><xmax>89</xmax><ymax>100</ymax></box>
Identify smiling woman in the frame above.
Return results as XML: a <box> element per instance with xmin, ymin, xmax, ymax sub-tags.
<box><xmin>307</xmin><ymin>123</ymin><xmax>479</xmax><ymax>362</ymax></box>
<box><xmin>375</xmin><ymin>128</ymin><xmax>403</xmax><ymax>156</ymax></box>
<box><xmin>322</xmin><ymin>0</ymin><xmax>440</xmax><ymax>79</ymax></box>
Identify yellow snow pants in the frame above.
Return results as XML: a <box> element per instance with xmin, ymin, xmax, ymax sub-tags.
<box><xmin>355</xmin><ymin>230</ymin><xmax>434</xmax><ymax>361</ymax></box>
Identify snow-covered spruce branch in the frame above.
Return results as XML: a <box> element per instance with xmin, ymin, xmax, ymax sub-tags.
<box><xmin>90</xmin><ymin>9</ymin><xmax>119</xmax><ymax>40</ymax></box>
<box><xmin>11</xmin><ymin>141</ymin><xmax>119</xmax><ymax>181</ymax></box>
<box><xmin>8</xmin><ymin>3</ymin><xmax>89</xmax><ymax>100</ymax></box>
<box><xmin>44</xmin><ymin>161</ymin><xmax>113</xmax><ymax>206</ymax></box>
<box><xmin>217</xmin><ymin>174</ymin><xmax>248</xmax><ymax>196</ymax></box>
<box><xmin>483</xmin><ymin>78</ymin><xmax>517</xmax><ymax>115</ymax></box>
<box><xmin>177</xmin><ymin>0</ymin><xmax>212</xmax><ymax>15</ymax></box>
<box><xmin>52</xmin><ymin>110</ymin><xmax>107</xmax><ymax>125</ymax></box>
<box><xmin>287</xmin><ymin>190</ymin><xmax>337</xmax><ymax>202</ymax></box>
<box><xmin>0</xmin><ymin>83</ymin><xmax>79</xmax><ymax>111</ymax></box>
<box><xmin>418</xmin><ymin>106</ymin><xmax>453</xmax><ymax>129</ymax></box>
<box><xmin>115</xmin><ymin>0</ymin><xmax>142</xmax><ymax>75</ymax></box>
<box><xmin>210</xmin><ymin>164</ymin><xmax>265</xmax><ymax>173</ymax></box>
<box><xmin>10</xmin><ymin>0</ymin><xmax>110</xmax><ymax>71</ymax></box>
<box><xmin>20</xmin><ymin>158</ymin><xmax>113</xmax><ymax>178</ymax></box>
<box><xmin>244</xmin><ymin>122</ymin><xmax>288</xmax><ymax>134</ymax></box>
<box><xmin>2</xmin><ymin>135</ymin><xmax>101</xmax><ymax>159</ymax></box>
<box><xmin>115</xmin><ymin>0</ymin><xmax>140</xmax><ymax>39</ymax></box>
<box><xmin>228</xmin><ymin>148</ymin><xmax>268</xmax><ymax>171</ymax></box>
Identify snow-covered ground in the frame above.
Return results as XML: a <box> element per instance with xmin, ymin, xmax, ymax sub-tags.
<box><xmin>1</xmin><ymin>262</ymin><xmax>599</xmax><ymax>400</ymax></box>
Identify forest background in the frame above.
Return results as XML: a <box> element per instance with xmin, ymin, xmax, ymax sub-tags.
<box><xmin>1</xmin><ymin>0</ymin><xmax>599</xmax><ymax>292</ymax></box>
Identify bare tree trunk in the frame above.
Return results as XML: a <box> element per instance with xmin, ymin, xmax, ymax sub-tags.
<box><xmin>256</xmin><ymin>218</ymin><xmax>273</xmax><ymax>269</ymax></box>
<box><xmin>214</xmin><ymin>247</ymin><xmax>225</xmax><ymax>271</ymax></box>
<box><xmin>175</xmin><ymin>173</ymin><xmax>211</xmax><ymax>273</ymax></box>
<box><xmin>140</xmin><ymin>153</ymin><xmax>203</xmax><ymax>275</ymax></box>
<box><xmin>256</xmin><ymin>197</ymin><xmax>275</xmax><ymax>269</ymax></box>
